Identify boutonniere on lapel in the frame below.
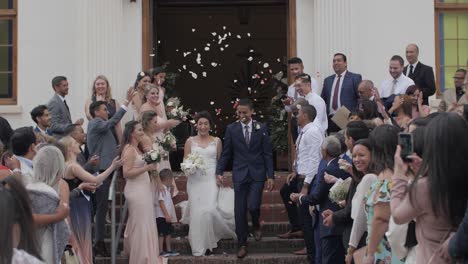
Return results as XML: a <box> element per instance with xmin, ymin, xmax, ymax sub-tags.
<box><xmin>253</xmin><ymin>121</ymin><xmax>261</xmax><ymax>131</ymax></box>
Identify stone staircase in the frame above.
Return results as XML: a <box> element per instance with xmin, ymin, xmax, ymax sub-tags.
<box><xmin>95</xmin><ymin>172</ymin><xmax>307</xmax><ymax>264</ymax></box>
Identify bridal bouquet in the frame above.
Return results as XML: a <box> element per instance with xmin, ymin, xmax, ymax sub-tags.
<box><xmin>180</xmin><ymin>153</ymin><xmax>205</xmax><ymax>176</ymax></box>
<box><xmin>158</xmin><ymin>132</ymin><xmax>177</xmax><ymax>152</ymax></box>
<box><xmin>166</xmin><ymin>97</ymin><xmax>190</xmax><ymax>121</ymax></box>
<box><xmin>329</xmin><ymin>177</ymin><xmax>352</xmax><ymax>204</ymax></box>
<box><xmin>143</xmin><ymin>147</ymin><xmax>163</xmax><ymax>178</ymax></box>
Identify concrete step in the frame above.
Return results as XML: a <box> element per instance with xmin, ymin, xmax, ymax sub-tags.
<box><xmin>108</xmin><ymin>203</ymin><xmax>289</xmax><ymax>223</ymax></box>
<box><xmin>104</xmin><ymin>236</ymin><xmax>305</xmax><ymax>255</ymax></box>
<box><xmin>95</xmin><ymin>253</ymin><xmax>308</xmax><ymax>264</ymax></box>
<box><xmin>96</xmin><ymin>222</ymin><xmax>291</xmax><ymax>239</ymax></box>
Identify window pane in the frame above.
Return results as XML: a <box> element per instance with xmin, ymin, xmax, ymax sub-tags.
<box><xmin>0</xmin><ymin>0</ymin><xmax>13</xmax><ymax>9</ymax></box>
<box><xmin>443</xmin><ymin>39</ymin><xmax>458</xmax><ymax>66</ymax></box>
<box><xmin>442</xmin><ymin>13</ymin><xmax>457</xmax><ymax>39</ymax></box>
<box><xmin>0</xmin><ymin>46</ymin><xmax>12</xmax><ymax>72</ymax></box>
<box><xmin>0</xmin><ymin>20</ymin><xmax>13</xmax><ymax>45</ymax></box>
<box><xmin>459</xmin><ymin>40</ymin><xmax>468</xmax><ymax>66</ymax></box>
<box><xmin>441</xmin><ymin>0</ymin><xmax>468</xmax><ymax>3</ymax></box>
<box><xmin>458</xmin><ymin>13</ymin><xmax>468</xmax><ymax>39</ymax></box>
<box><xmin>0</xmin><ymin>73</ymin><xmax>12</xmax><ymax>98</ymax></box>
<box><xmin>443</xmin><ymin>66</ymin><xmax>458</xmax><ymax>90</ymax></box>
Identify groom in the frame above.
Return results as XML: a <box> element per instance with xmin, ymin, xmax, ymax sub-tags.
<box><xmin>216</xmin><ymin>98</ymin><xmax>275</xmax><ymax>258</ymax></box>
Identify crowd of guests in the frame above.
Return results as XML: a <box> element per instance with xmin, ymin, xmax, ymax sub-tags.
<box><xmin>0</xmin><ymin>41</ymin><xmax>467</xmax><ymax>264</ymax></box>
<box><xmin>278</xmin><ymin>44</ymin><xmax>468</xmax><ymax>264</ymax></box>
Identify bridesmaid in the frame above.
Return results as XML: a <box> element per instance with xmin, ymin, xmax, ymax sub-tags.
<box><xmin>131</xmin><ymin>71</ymin><xmax>152</xmax><ymax>117</ymax></box>
<box><xmin>84</xmin><ymin>75</ymin><xmax>123</xmax><ymax>143</ymax></box>
<box><xmin>120</xmin><ymin>121</ymin><xmax>162</xmax><ymax>264</ymax></box>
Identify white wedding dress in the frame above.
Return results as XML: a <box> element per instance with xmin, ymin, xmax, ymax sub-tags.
<box><xmin>180</xmin><ymin>138</ymin><xmax>236</xmax><ymax>256</ymax></box>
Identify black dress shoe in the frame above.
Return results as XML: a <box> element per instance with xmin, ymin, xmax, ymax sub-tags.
<box><xmin>93</xmin><ymin>241</ymin><xmax>110</xmax><ymax>257</ymax></box>
<box><xmin>237</xmin><ymin>246</ymin><xmax>247</xmax><ymax>258</ymax></box>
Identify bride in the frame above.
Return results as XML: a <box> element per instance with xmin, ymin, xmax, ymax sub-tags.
<box><xmin>180</xmin><ymin>111</ymin><xmax>236</xmax><ymax>256</ymax></box>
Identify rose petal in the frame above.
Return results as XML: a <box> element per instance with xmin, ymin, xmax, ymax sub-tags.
<box><xmin>220</xmin><ymin>47</ymin><xmax>224</xmax><ymax>51</ymax></box>
<box><xmin>247</xmin><ymin>33</ymin><xmax>251</xmax><ymax>37</ymax></box>
<box><xmin>249</xmin><ymin>49</ymin><xmax>254</xmax><ymax>52</ymax></box>
<box><xmin>223</xmin><ymin>26</ymin><xmax>226</xmax><ymax>30</ymax></box>
<box><xmin>263</xmin><ymin>63</ymin><xmax>269</xmax><ymax>68</ymax></box>
<box><xmin>202</xmin><ymin>72</ymin><xmax>207</xmax><ymax>77</ymax></box>
<box><xmin>277</xmin><ymin>58</ymin><xmax>281</xmax><ymax>62</ymax></box>
<box><xmin>236</xmin><ymin>35</ymin><xmax>241</xmax><ymax>39</ymax></box>
<box><xmin>211</xmin><ymin>32</ymin><xmax>217</xmax><ymax>36</ymax></box>
<box><xmin>247</xmin><ymin>56</ymin><xmax>253</xmax><ymax>61</ymax></box>
<box><xmin>210</xmin><ymin>101</ymin><xmax>215</xmax><ymax>105</ymax></box>
<box><xmin>211</xmin><ymin>62</ymin><xmax>218</xmax><ymax>67</ymax></box>
<box><xmin>233</xmin><ymin>80</ymin><xmax>238</xmax><ymax>83</ymax></box>
<box><xmin>204</xmin><ymin>47</ymin><xmax>210</xmax><ymax>51</ymax></box>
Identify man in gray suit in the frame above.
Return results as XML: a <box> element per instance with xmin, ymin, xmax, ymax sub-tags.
<box><xmin>47</xmin><ymin>76</ymin><xmax>84</xmax><ymax>136</ymax></box>
<box><xmin>87</xmin><ymin>89</ymin><xmax>134</xmax><ymax>256</ymax></box>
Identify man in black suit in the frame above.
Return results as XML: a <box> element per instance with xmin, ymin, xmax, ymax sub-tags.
<box><xmin>321</xmin><ymin>53</ymin><xmax>362</xmax><ymax>133</ymax></box>
<box><xmin>404</xmin><ymin>44</ymin><xmax>436</xmax><ymax>105</ymax></box>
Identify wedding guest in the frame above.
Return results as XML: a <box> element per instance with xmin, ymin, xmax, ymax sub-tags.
<box><xmin>383</xmin><ymin>95</ymin><xmax>413</xmax><ymax>130</ymax></box>
<box><xmin>438</xmin><ymin>69</ymin><xmax>466</xmax><ymax>112</ymax></box>
<box><xmin>0</xmin><ymin>176</ymin><xmax>43</xmax><ymax>264</ymax></box>
<box><xmin>84</xmin><ymin>75</ymin><xmax>123</xmax><ymax>143</ymax></box>
<box><xmin>155</xmin><ymin>169</ymin><xmax>179</xmax><ymax>257</ymax></box>
<box><xmin>0</xmin><ymin>140</ymin><xmax>11</xmax><ymax>180</ymax></box>
<box><xmin>47</xmin><ymin>76</ymin><xmax>84</xmax><ymax>136</ymax></box>
<box><xmin>295</xmin><ymin>73</ymin><xmax>328</xmax><ymax>134</ymax></box>
<box><xmin>0</xmin><ymin>116</ymin><xmax>13</xmax><ymax>149</ymax></box>
<box><xmin>61</xmin><ymin>136</ymin><xmax>121</xmax><ymax>263</ymax></box>
<box><xmin>30</xmin><ymin>105</ymin><xmax>52</xmax><ymax>136</ymax></box>
<box><xmin>403</xmin><ymin>44</ymin><xmax>436</xmax><ymax>104</ymax></box>
<box><xmin>358</xmin><ymin>80</ymin><xmax>375</xmax><ymax>101</ymax></box>
<box><xmin>391</xmin><ymin>113</ymin><xmax>468</xmax><ymax>264</ymax></box>
<box><xmin>68</xmin><ymin>125</ymin><xmax>99</xmax><ymax>174</ymax></box>
<box><xmin>379</xmin><ymin>56</ymin><xmax>415</xmax><ymax>109</ymax></box>
<box><xmin>446</xmin><ymin>205</ymin><xmax>468</xmax><ymax>261</ymax></box>
<box><xmin>361</xmin><ymin>125</ymin><xmax>402</xmax><ymax>264</ymax></box>
<box><xmin>27</xmin><ymin>145</ymin><xmax>71</xmax><ymax>264</ymax></box>
<box><xmin>10</xmin><ymin>127</ymin><xmax>37</xmax><ymax>185</ymax></box>
<box><xmin>87</xmin><ymin>88</ymin><xmax>134</xmax><ymax>256</ymax></box>
<box><xmin>292</xmin><ymin>136</ymin><xmax>351</xmax><ymax>263</ymax></box>
<box><xmin>405</xmin><ymin>85</ymin><xmax>430</xmax><ymax>118</ymax></box>
<box><xmin>131</xmin><ymin>71</ymin><xmax>152</xmax><ymax>116</ymax></box>
<box><xmin>120</xmin><ymin>121</ymin><xmax>162</xmax><ymax>263</ymax></box>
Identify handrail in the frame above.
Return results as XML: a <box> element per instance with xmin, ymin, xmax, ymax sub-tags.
<box><xmin>108</xmin><ymin>171</ymin><xmax>128</xmax><ymax>264</ymax></box>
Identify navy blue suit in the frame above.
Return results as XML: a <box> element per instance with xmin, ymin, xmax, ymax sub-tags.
<box><xmin>301</xmin><ymin>157</ymin><xmax>351</xmax><ymax>264</ymax></box>
<box><xmin>216</xmin><ymin>121</ymin><xmax>274</xmax><ymax>247</ymax></box>
<box><xmin>321</xmin><ymin>71</ymin><xmax>362</xmax><ymax>115</ymax></box>
<box><xmin>449</xmin><ymin>203</ymin><xmax>468</xmax><ymax>261</ymax></box>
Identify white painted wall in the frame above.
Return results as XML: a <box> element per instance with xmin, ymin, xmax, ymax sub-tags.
<box><xmin>297</xmin><ymin>0</ymin><xmax>435</xmax><ymax>97</ymax></box>
<box><xmin>1</xmin><ymin>0</ymin><xmax>142</xmax><ymax>129</ymax></box>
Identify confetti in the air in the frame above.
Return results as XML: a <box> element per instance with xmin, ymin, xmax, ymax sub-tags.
<box><xmin>211</xmin><ymin>62</ymin><xmax>218</xmax><ymax>67</ymax></box>
<box><xmin>189</xmin><ymin>71</ymin><xmax>198</xmax><ymax>79</ymax></box>
<box><xmin>249</xmin><ymin>49</ymin><xmax>254</xmax><ymax>52</ymax></box>
<box><xmin>182</xmin><ymin>65</ymin><xmax>187</xmax><ymax>70</ymax></box>
<box><xmin>206</xmin><ymin>43</ymin><xmax>211</xmax><ymax>46</ymax></box>
<box><xmin>263</xmin><ymin>63</ymin><xmax>269</xmax><ymax>68</ymax></box>
<box><xmin>210</xmin><ymin>101</ymin><xmax>215</xmax><ymax>105</ymax></box>
<box><xmin>192</xmin><ymin>28</ymin><xmax>196</xmax><ymax>32</ymax></box>
<box><xmin>228</xmin><ymin>32</ymin><xmax>232</xmax><ymax>36</ymax></box>
<box><xmin>260</xmin><ymin>80</ymin><xmax>265</xmax><ymax>85</ymax></box>
<box><xmin>277</xmin><ymin>58</ymin><xmax>281</xmax><ymax>62</ymax></box>
<box><xmin>157</xmin><ymin>40</ymin><xmax>161</xmax><ymax>44</ymax></box>
<box><xmin>233</xmin><ymin>80</ymin><xmax>238</xmax><ymax>83</ymax></box>
<box><xmin>178</xmin><ymin>69</ymin><xmax>182</xmax><ymax>72</ymax></box>
<box><xmin>248</xmin><ymin>87</ymin><xmax>252</xmax><ymax>94</ymax></box>
<box><xmin>196</xmin><ymin>53</ymin><xmax>202</xmax><ymax>64</ymax></box>
<box><xmin>225</xmin><ymin>44</ymin><xmax>229</xmax><ymax>48</ymax></box>
<box><xmin>149</xmin><ymin>54</ymin><xmax>155</xmax><ymax>57</ymax></box>
<box><xmin>183</xmin><ymin>52</ymin><xmax>191</xmax><ymax>57</ymax></box>
<box><xmin>247</xmin><ymin>33</ymin><xmax>251</xmax><ymax>37</ymax></box>
<box><xmin>236</xmin><ymin>35</ymin><xmax>241</xmax><ymax>39</ymax></box>
<box><xmin>223</xmin><ymin>26</ymin><xmax>226</xmax><ymax>30</ymax></box>
<box><xmin>176</xmin><ymin>49</ymin><xmax>179</xmax><ymax>52</ymax></box>
<box><xmin>211</xmin><ymin>32</ymin><xmax>217</xmax><ymax>36</ymax></box>
<box><xmin>193</xmin><ymin>48</ymin><xmax>197</xmax><ymax>51</ymax></box>
<box><xmin>220</xmin><ymin>47</ymin><xmax>224</xmax><ymax>51</ymax></box>
<box><xmin>202</xmin><ymin>72</ymin><xmax>207</xmax><ymax>77</ymax></box>
<box><xmin>247</xmin><ymin>56</ymin><xmax>253</xmax><ymax>61</ymax></box>
<box><xmin>204</xmin><ymin>47</ymin><xmax>210</xmax><ymax>51</ymax></box>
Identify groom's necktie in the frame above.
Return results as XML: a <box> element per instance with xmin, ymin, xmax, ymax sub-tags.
<box><xmin>244</xmin><ymin>125</ymin><xmax>250</xmax><ymax>146</ymax></box>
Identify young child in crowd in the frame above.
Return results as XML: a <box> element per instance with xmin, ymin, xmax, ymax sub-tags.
<box><xmin>155</xmin><ymin>169</ymin><xmax>179</xmax><ymax>257</ymax></box>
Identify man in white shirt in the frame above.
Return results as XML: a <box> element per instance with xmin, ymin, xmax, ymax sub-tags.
<box><xmin>282</xmin><ymin>57</ymin><xmax>319</xmax><ymax>142</ymax></box>
<box><xmin>295</xmin><ymin>73</ymin><xmax>328</xmax><ymax>134</ymax></box>
<box><xmin>379</xmin><ymin>55</ymin><xmax>415</xmax><ymax>109</ymax></box>
<box><xmin>286</xmin><ymin>104</ymin><xmax>324</xmax><ymax>260</ymax></box>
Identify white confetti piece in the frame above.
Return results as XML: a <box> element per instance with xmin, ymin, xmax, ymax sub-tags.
<box><xmin>182</xmin><ymin>65</ymin><xmax>187</xmax><ymax>70</ymax></box>
<box><xmin>149</xmin><ymin>54</ymin><xmax>155</xmax><ymax>57</ymax></box>
<box><xmin>196</xmin><ymin>53</ymin><xmax>202</xmax><ymax>64</ymax></box>
<box><xmin>228</xmin><ymin>32</ymin><xmax>232</xmax><ymax>36</ymax></box>
<box><xmin>220</xmin><ymin>47</ymin><xmax>224</xmax><ymax>51</ymax></box>
<box><xmin>249</xmin><ymin>49</ymin><xmax>254</xmax><ymax>52</ymax></box>
<box><xmin>223</xmin><ymin>26</ymin><xmax>226</xmax><ymax>30</ymax></box>
<box><xmin>263</xmin><ymin>63</ymin><xmax>269</xmax><ymax>68</ymax></box>
<box><xmin>183</xmin><ymin>52</ymin><xmax>191</xmax><ymax>57</ymax></box>
<box><xmin>204</xmin><ymin>47</ymin><xmax>210</xmax><ymax>51</ymax></box>
<box><xmin>178</xmin><ymin>69</ymin><xmax>182</xmax><ymax>72</ymax></box>
<box><xmin>194</xmin><ymin>48</ymin><xmax>197</xmax><ymax>51</ymax></box>
<box><xmin>202</xmin><ymin>72</ymin><xmax>207</xmax><ymax>77</ymax></box>
<box><xmin>210</xmin><ymin>101</ymin><xmax>215</xmax><ymax>105</ymax></box>
<box><xmin>247</xmin><ymin>33</ymin><xmax>251</xmax><ymax>37</ymax></box>
<box><xmin>225</xmin><ymin>44</ymin><xmax>229</xmax><ymax>48</ymax></box>
<box><xmin>211</xmin><ymin>32</ymin><xmax>217</xmax><ymax>36</ymax></box>
<box><xmin>269</xmin><ymin>69</ymin><xmax>273</xmax><ymax>73</ymax></box>
<box><xmin>206</xmin><ymin>43</ymin><xmax>211</xmax><ymax>46</ymax></box>
<box><xmin>176</xmin><ymin>49</ymin><xmax>179</xmax><ymax>52</ymax></box>
<box><xmin>247</xmin><ymin>56</ymin><xmax>253</xmax><ymax>61</ymax></box>
<box><xmin>248</xmin><ymin>87</ymin><xmax>252</xmax><ymax>94</ymax></box>
<box><xmin>260</xmin><ymin>80</ymin><xmax>265</xmax><ymax>85</ymax></box>
<box><xmin>157</xmin><ymin>40</ymin><xmax>161</xmax><ymax>44</ymax></box>
<box><xmin>211</xmin><ymin>62</ymin><xmax>218</xmax><ymax>67</ymax></box>
<box><xmin>233</xmin><ymin>80</ymin><xmax>238</xmax><ymax>83</ymax></box>
<box><xmin>189</xmin><ymin>71</ymin><xmax>198</xmax><ymax>79</ymax></box>
<box><xmin>192</xmin><ymin>28</ymin><xmax>196</xmax><ymax>32</ymax></box>
<box><xmin>236</xmin><ymin>98</ymin><xmax>240</xmax><ymax>101</ymax></box>
<box><xmin>236</xmin><ymin>35</ymin><xmax>241</xmax><ymax>39</ymax></box>
<box><xmin>277</xmin><ymin>58</ymin><xmax>281</xmax><ymax>62</ymax></box>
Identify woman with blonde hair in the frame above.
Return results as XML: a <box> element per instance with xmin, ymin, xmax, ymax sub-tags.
<box><xmin>84</xmin><ymin>75</ymin><xmax>123</xmax><ymax>142</ymax></box>
<box><xmin>60</xmin><ymin>136</ymin><xmax>122</xmax><ymax>261</ymax></box>
<box><xmin>26</xmin><ymin>145</ymin><xmax>71</xmax><ymax>264</ymax></box>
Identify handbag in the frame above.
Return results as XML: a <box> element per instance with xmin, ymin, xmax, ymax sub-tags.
<box><xmin>62</xmin><ymin>245</ymin><xmax>79</xmax><ymax>264</ymax></box>
<box><xmin>353</xmin><ymin>246</ymin><xmax>366</xmax><ymax>264</ymax></box>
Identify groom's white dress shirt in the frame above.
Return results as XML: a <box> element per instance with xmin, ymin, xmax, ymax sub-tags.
<box><xmin>293</xmin><ymin>122</ymin><xmax>324</xmax><ymax>185</ymax></box>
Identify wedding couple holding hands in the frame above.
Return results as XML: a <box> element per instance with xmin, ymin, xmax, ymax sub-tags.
<box><xmin>180</xmin><ymin>98</ymin><xmax>275</xmax><ymax>258</ymax></box>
